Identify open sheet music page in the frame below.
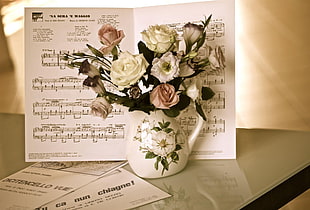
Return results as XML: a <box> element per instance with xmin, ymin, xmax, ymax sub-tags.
<box><xmin>134</xmin><ymin>0</ymin><xmax>235</xmax><ymax>159</ymax></box>
<box><xmin>25</xmin><ymin>0</ymin><xmax>235</xmax><ymax>161</ymax></box>
<box><xmin>25</xmin><ymin>8</ymin><xmax>134</xmax><ymax>161</ymax></box>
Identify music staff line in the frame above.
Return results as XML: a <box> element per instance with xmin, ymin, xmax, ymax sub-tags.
<box><xmin>32</xmin><ymin>90</ymin><xmax>224</xmax><ymax>120</ymax></box>
<box><xmin>167</xmin><ymin>19</ymin><xmax>225</xmax><ymax>41</ymax></box>
<box><xmin>32</xmin><ymin>76</ymin><xmax>89</xmax><ymax>92</ymax></box>
<box><xmin>179</xmin><ymin>115</ymin><xmax>225</xmax><ymax>137</ymax></box>
<box><xmin>198</xmin><ymin>69</ymin><xmax>225</xmax><ymax>86</ymax></box>
<box><xmin>33</xmin><ymin>99</ymin><xmax>124</xmax><ymax>120</ymax></box>
<box><xmin>41</xmin><ymin>49</ymin><xmax>69</xmax><ymax>69</ymax></box>
<box><xmin>204</xmin><ymin>91</ymin><xmax>225</xmax><ymax>111</ymax></box>
<box><xmin>32</xmin><ymin>70</ymin><xmax>225</xmax><ymax>94</ymax></box>
<box><xmin>33</xmin><ymin>123</ymin><xmax>126</xmax><ymax>143</ymax></box>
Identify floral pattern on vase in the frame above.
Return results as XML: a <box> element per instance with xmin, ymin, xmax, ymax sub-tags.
<box><xmin>133</xmin><ymin>118</ymin><xmax>186</xmax><ymax>175</ymax></box>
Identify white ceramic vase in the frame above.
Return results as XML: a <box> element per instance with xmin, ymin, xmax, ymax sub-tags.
<box><xmin>126</xmin><ymin>110</ymin><xmax>203</xmax><ymax>179</ymax></box>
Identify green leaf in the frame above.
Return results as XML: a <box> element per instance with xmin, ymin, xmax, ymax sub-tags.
<box><xmin>195</xmin><ymin>32</ymin><xmax>206</xmax><ymax>51</ymax></box>
<box><xmin>138</xmin><ymin>41</ymin><xmax>154</xmax><ymax>64</ymax></box>
<box><xmin>72</xmin><ymin>52</ymin><xmax>87</xmax><ymax>56</ymax></box>
<box><xmin>168</xmin><ymin>77</ymin><xmax>183</xmax><ymax>91</ymax></box>
<box><xmin>174</xmin><ymin>94</ymin><xmax>191</xmax><ymax>110</ymax></box>
<box><xmin>111</xmin><ymin>46</ymin><xmax>118</xmax><ymax>60</ymax></box>
<box><xmin>206</xmin><ymin>14</ymin><xmax>212</xmax><ymax>26</ymax></box>
<box><xmin>201</xmin><ymin>86</ymin><xmax>215</xmax><ymax>100</ymax></box>
<box><xmin>146</xmin><ymin>75</ymin><xmax>160</xmax><ymax>87</ymax></box>
<box><xmin>159</xmin><ymin>121</ymin><xmax>170</xmax><ymax>129</ymax></box>
<box><xmin>175</xmin><ymin>144</ymin><xmax>182</xmax><ymax>151</ymax></box>
<box><xmin>162</xmin><ymin>108</ymin><xmax>180</xmax><ymax>118</ymax></box>
<box><xmin>152</xmin><ymin>127</ymin><xmax>161</xmax><ymax>132</ymax></box>
<box><xmin>155</xmin><ymin>156</ymin><xmax>161</xmax><ymax>170</ymax></box>
<box><xmin>161</xmin><ymin>158</ymin><xmax>169</xmax><ymax>171</ymax></box>
<box><xmin>145</xmin><ymin>151</ymin><xmax>157</xmax><ymax>159</ymax></box>
<box><xmin>86</xmin><ymin>44</ymin><xmax>104</xmax><ymax>58</ymax></box>
<box><xmin>164</xmin><ymin>128</ymin><xmax>173</xmax><ymax>133</ymax></box>
<box><xmin>195</xmin><ymin>101</ymin><xmax>207</xmax><ymax>121</ymax></box>
<box><xmin>170</xmin><ymin>152</ymin><xmax>179</xmax><ymax>162</ymax></box>
<box><xmin>203</xmin><ymin>14</ymin><xmax>212</xmax><ymax>28</ymax></box>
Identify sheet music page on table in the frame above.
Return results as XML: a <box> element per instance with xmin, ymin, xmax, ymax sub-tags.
<box><xmin>25</xmin><ymin>8</ymin><xmax>135</xmax><ymax>161</ymax></box>
<box><xmin>25</xmin><ymin>0</ymin><xmax>235</xmax><ymax>162</ymax></box>
<box><xmin>134</xmin><ymin>0</ymin><xmax>236</xmax><ymax>159</ymax></box>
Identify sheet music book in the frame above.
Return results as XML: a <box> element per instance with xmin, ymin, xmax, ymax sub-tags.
<box><xmin>25</xmin><ymin>0</ymin><xmax>235</xmax><ymax>161</ymax></box>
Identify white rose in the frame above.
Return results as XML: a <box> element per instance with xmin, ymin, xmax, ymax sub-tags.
<box><xmin>141</xmin><ymin>25</ymin><xmax>177</xmax><ymax>53</ymax></box>
<box><xmin>110</xmin><ymin>51</ymin><xmax>148</xmax><ymax>90</ymax></box>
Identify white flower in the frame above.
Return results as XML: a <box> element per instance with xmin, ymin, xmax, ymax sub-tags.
<box><xmin>151</xmin><ymin>52</ymin><xmax>180</xmax><ymax>83</ymax></box>
<box><xmin>110</xmin><ymin>51</ymin><xmax>148</xmax><ymax>90</ymax></box>
<box><xmin>150</xmin><ymin>131</ymin><xmax>176</xmax><ymax>157</ymax></box>
<box><xmin>141</xmin><ymin>25</ymin><xmax>177</xmax><ymax>53</ymax></box>
<box><xmin>186</xmin><ymin>80</ymin><xmax>200</xmax><ymax>101</ymax></box>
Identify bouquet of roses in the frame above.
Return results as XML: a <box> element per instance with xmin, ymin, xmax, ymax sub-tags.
<box><xmin>63</xmin><ymin>15</ymin><xmax>225</xmax><ymax>120</ymax></box>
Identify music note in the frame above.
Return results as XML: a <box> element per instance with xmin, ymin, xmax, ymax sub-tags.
<box><xmin>32</xmin><ymin>77</ymin><xmax>89</xmax><ymax>92</ymax></box>
<box><xmin>33</xmin><ymin>123</ymin><xmax>126</xmax><ymax>143</ymax></box>
<box><xmin>41</xmin><ymin>49</ymin><xmax>69</xmax><ymax>69</ymax></box>
<box><xmin>33</xmin><ymin>99</ymin><xmax>124</xmax><ymax>120</ymax></box>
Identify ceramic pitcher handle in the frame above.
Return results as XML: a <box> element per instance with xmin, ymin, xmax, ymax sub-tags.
<box><xmin>188</xmin><ymin>115</ymin><xmax>204</xmax><ymax>152</ymax></box>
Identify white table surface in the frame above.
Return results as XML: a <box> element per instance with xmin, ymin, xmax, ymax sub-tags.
<box><xmin>0</xmin><ymin>113</ymin><xmax>309</xmax><ymax>209</ymax></box>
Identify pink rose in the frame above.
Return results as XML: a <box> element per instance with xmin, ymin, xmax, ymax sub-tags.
<box><xmin>150</xmin><ymin>84</ymin><xmax>179</xmax><ymax>109</ymax></box>
<box><xmin>98</xmin><ymin>24</ymin><xmax>125</xmax><ymax>54</ymax></box>
<box><xmin>90</xmin><ymin>97</ymin><xmax>113</xmax><ymax>119</ymax></box>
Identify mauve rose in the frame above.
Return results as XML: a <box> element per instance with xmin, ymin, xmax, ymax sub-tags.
<box><xmin>79</xmin><ymin>59</ymin><xmax>100</xmax><ymax>77</ymax></box>
<box><xmin>98</xmin><ymin>24</ymin><xmax>125</xmax><ymax>54</ymax></box>
<box><xmin>83</xmin><ymin>75</ymin><xmax>106</xmax><ymax>94</ymax></box>
<box><xmin>183</xmin><ymin>23</ymin><xmax>203</xmax><ymax>52</ymax></box>
<box><xmin>90</xmin><ymin>97</ymin><xmax>113</xmax><ymax>119</ymax></box>
<box><xmin>150</xmin><ymin>84</ymin><xmax>179</xmax><ymax>109</ymax></box>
